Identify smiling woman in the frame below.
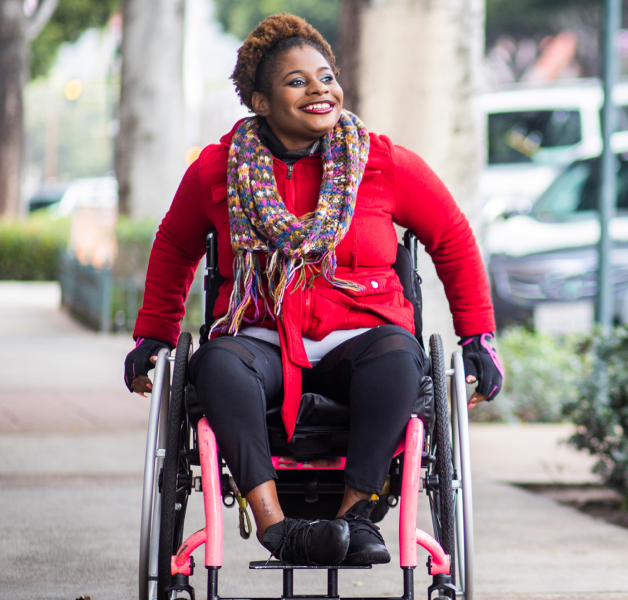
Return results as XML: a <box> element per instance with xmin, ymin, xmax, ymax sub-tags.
<box><xmin>125</xmin><ymin>13</ymin><xmax>502</xmax><ymax>568</ymax></box>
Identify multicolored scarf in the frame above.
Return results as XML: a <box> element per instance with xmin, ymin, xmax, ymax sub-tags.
<box><xmin>210</xmin><ymin>110</ymin><xmax>370</xmax><ymax>336</ymax></box>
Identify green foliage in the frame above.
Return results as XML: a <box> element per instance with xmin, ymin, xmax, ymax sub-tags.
<box><xmin>0</xmin><ymin>215</ymin><xmax>70</xmax><ymax>280</ymax></box>
<box><xmin>113</xmin><ymin>216</ymin><xmax>157</xmax><ymax>278</ymax></box>
<box><xmin>30</xmin><ymin>0</ymin><xmax>118</xmax><ymax>79</ymax></box>
<box><xmin>470</xmin><ymin>327</ymin><xmax>583</xmax><ymax>423</ymax></box>
<box><xmin>214</xmin><ymin>0</ymin><xmax>340</xmax><ymax>48</ymax></box>
<box><xmin>563</xmin><ymin>329</ymin><xmax>628</xmax><ymax>498</ymax></box>
<box><xmin>25</xmin><ymin>78</ymin><xmax>113</xmax><ymax>181</ymax></box>
<box><xmin>485</xmin><ymin>0</ymin><xmax>605</xmax><ymax>46</ymax></box>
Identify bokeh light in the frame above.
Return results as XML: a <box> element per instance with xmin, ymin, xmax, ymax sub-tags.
<box><xmin>185</xmin><ymin>146</ymin><xmax>202</xmax><ymax>166</ymax></box>
<box><xmin>64</xmin><ymin>79</ymin><xmax>83</xmax><ymax>101</ymax></box>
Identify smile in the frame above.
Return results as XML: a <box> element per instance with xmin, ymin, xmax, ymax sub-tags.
<box><xmin>299</xmin><ymin>101</ymin><xmax>335</xmax><ymax>114</ymax></box>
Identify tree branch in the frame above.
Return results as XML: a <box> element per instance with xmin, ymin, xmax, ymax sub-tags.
<box><xmin>25</xmin><ymin>0</ymin><xmax>60</xmax><ymax>42</ymax></box>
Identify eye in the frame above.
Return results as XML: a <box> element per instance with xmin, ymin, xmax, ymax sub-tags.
<box><xmin>288</xmin><ymin>77</ymin><xmax>306</xmax><ymax>86</ymax></box>
<box><xmin>321</xmin><ymin>74</ymin><xmax>334</xmax><ymax>83</ymax></box>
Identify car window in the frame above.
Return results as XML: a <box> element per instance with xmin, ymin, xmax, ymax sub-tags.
<box><xmin>531</xmin><ymin>159</ymin><xmax>628</xmax><ymax>221</ymax></box>
<box><xmin>488</xmin><ymin>110</ymin><xmax>582</xmax><ymax>165</ymax></box>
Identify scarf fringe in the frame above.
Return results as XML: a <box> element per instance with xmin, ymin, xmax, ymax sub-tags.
<box><xmin>210</xmin><ymin>252</ymin><xmax>272</xmax><ymax>337</ymax></box>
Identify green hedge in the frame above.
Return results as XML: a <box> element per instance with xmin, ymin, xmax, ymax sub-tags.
<box><xmin>563</xmin><ymin>328</ymin><xmax>628</xmax><ymax>498</ymax></box>
<box><xmin>470</xmin><ymin>327</ymin><xmax>583</xmax><ymax>423</ymax></box>
<box><xmin>0</xmin><ymin>214</ymin><xmax>158</xmax><ymax>282</ymax></box>
<box><xmin>113</xmin><ymin>216</ymin><xmax>157</xmax><ymax>277</ymax></box>
<box><xmin>0</xmin><ymin>215</ymin><xmax>70</xmax><ymax>280</ymax></box>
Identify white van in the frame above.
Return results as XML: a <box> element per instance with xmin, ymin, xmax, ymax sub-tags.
<box><xmin>479</xmin><ymin>79</ymin><xmax>628</xmax><ymax>222</ymax></box>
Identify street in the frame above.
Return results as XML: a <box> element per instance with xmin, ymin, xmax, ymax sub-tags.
<box><xmin>1</xmin><ymin>283</ymin><xmax>627</xmax><ymax>600</ymax></box>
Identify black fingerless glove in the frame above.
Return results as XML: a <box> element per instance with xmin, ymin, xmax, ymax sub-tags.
<box><xmin>124</xmin><ymin>337</ymin><xmax>171</xmax><ymax>392</ymax></box>
<box><xmin>459</xmin><ymin>333</ymin><xmax>504</xmax><ymax>401</ymax></box>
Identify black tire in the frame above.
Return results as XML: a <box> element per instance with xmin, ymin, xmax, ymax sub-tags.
<box><xmin>157</xmin><ymin>332</ymin><xmax>193</xmax><ymax>600</ymax></box>
<box><xmin>428</xmin><ymin>334</ymin><xmax>456</xmax><ymax>591</ymax></box>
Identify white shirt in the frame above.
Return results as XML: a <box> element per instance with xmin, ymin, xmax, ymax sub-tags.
<box><xmin>239</xmin><ymin>326</ymin><xmax>372</xmax><ymax>364</ymax></box>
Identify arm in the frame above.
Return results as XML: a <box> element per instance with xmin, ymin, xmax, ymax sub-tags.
<box><xmin>388</xmin><ymin>140</ymin><xmax>502</xmax><ymax>404</ymax></box>
<box><xmin>133</xmin><ymin>155</ymin><xmax>215</xmax><ymax>348</ymax></box>
<box><xmin>388</xmin><ymin>140</ymin><xmax>495</xmax><ymax>337</ymax></box>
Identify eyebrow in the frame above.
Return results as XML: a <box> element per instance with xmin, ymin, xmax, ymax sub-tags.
<box><xmin>282</xmin><ymin>66</ymin><xmax>332</xmax><ymax>81</ymax></box>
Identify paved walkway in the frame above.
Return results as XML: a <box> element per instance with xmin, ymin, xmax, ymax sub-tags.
<box><xmin>1</xmin><ymin>283</ymin><xmax>627</xmax><ymax>600</ymax></box>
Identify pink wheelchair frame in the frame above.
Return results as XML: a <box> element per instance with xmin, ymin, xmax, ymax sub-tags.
<box><xmin>139</xmin><ymin>346</ymin><xmax>474</xmax><ymax>600</ymax></box>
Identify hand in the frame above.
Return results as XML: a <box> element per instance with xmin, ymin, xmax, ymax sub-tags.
<box><xmin>124</xmin><ymin>338</ymin><xmax>171</xmax><ymax>396</ymax></box>
<box><xmin>460</xmin><ymin>333</ymin><xmax>504</xmax><ymax>408</ymax></box>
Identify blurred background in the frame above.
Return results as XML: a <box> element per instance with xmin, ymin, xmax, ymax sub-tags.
<box><xmin>3</xmin><ymin>0</ymin><xmax>628</xmax><ymax>597</ymax></box>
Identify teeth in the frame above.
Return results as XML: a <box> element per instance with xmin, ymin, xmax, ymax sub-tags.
<box><xmin>304</xmin><ymin>103</ymin><xmax>332</xmax><ymax>111</ymax></box>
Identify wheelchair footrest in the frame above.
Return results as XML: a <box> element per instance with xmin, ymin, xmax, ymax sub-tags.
<box><xmin>249</xmin><ymin>561</ymin><xmax>371</xmax><ymax>570</ymax></box>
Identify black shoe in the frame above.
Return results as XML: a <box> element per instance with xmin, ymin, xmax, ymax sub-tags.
<box><xmin>262</xmin><ymin>517</ymin><xmax>350</xmax><ymax>566</ymax></box>
<box><xmin>342</xmin><ymin>500</ymin><xmax>391</xmax><ymax>565</ymax></box>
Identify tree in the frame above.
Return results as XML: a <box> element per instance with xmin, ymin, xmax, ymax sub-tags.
<box><xmin>30</xmin><ymin>0</ymin><xmax>118</xmax><ymax>79</ymax></box>
<box><xmin>336</xmin><ymin>0</ymin><xmax>365</xmax><ymax>112</ymax></box>
<box><xmin>115</xmin><ymin>0</ymin><xmax>186</xmax><ymax>217</ymax></box>
<box><xmin>358</xmin><ymin>0</ymin><xmax>486</xmax><ymax>354</ymax></box>
<box><xmin>0</xmin><ymin>0</ymin><xmax>117</xmax><ymax>217</ymax></box>
<box><xmin>0</xmin><ymin>0</ymin><xmax>57</xmax><ymax>217</ymax></box>
<box><xmin>213</xmin><ymin>0</ymin><xmax>339</xmax><ymax>49</ymax></box>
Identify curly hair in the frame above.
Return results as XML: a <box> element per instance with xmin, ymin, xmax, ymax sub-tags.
<box><xmin>231</xmin><ymin>13</ymin><xmax>339</xmax><ymax>111</ymax></box>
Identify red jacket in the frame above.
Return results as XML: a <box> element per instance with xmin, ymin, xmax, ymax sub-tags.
<box><xmin>134</xmin><ymin>121</ymin><xmax>495</xmax><ymax>438</ymax></box>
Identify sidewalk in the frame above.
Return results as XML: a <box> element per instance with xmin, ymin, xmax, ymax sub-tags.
<box><xmin>1</xmin><ymin>282</ymin><xmax>627</xmax><ymax>600</ymax></box>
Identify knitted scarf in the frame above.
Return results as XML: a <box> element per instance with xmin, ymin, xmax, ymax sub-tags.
<box><xmin>210</xmin><ymin>110</ymin><xmax>370</xmax><ymax>336</ymax></box>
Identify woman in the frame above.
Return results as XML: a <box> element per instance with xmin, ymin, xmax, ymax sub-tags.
<box><xmin>124</xmin><ymin>14</ymin><xmax>503</xmax><ymax>567</ymax></box>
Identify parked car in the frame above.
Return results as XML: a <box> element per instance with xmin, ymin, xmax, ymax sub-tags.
<box><xmin>486</xmin><ymin>144</ymin><xmax>628</xmax><ymax>331</ymax></box>
<box><xmin>49</xmin><ymin>176</ymin><xmax>118</xmax><ymax>217</ymax></box>
<box><xmin>479</xmin><ymin>79</ymin><xmax>628</xmax><ymax>223</ymax></box>
<box><xmin>27</xmin><ymin>181</ymin><xmax>70</xmax><ymax>212</ymax></box>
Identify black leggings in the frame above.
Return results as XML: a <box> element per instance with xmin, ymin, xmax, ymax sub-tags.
<box><xmin>189</xmin><ymin>324</ymin><xmax>429</xmax><ymax>496</ymax></box>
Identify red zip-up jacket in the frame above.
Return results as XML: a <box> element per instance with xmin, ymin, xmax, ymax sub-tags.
<box><xmin>134</xmin><ymin>121</ymin><xmax>495</xmax><ymax>439</ymax></box>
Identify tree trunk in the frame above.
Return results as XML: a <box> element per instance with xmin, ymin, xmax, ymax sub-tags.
<box><xmin>358</xmin><ymin>0</ymin><xmax>486</xmax><ymax>353</ymax></box>
<box><xmin>0</xmin><ymin>0</ymin><xmax>26</xmax><ymax>217</ymax></box>
<box><xmin>337</xmin><ymin>0</ymin><xmax>366</xmax><ymax>113</ymax></box>
<box><xmin>116</xmin><ymin>0</ymin><xmax>186</xmax><ymax>218</ymax></box>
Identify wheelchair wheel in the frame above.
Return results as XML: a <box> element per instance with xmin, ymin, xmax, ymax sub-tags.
<box><xmin>450</xmin><ymin>351</ymin><xmax>475</xmax><ymax>600</ymax></box>
<box><xmin>157</xmin><ymin>332</ymin><xmax>193</xmax><ymax>600</ymax></box>
<box><xmin>139</xmin><ymin>349</ymin><xmax>171</xmax><ymax>600</ymax></box>
<box><xmin>428</xmin><ymin>334</ymin><xmax>456</xmax><ymax>593</ymax></box>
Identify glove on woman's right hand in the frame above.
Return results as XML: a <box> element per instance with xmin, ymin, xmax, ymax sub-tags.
<box><xmin>124</xmin><ymin>338</ymin><xmax>170</xmax><ymax>394</ymax></box>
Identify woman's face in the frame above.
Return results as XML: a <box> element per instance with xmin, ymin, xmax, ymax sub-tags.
<box><xmin>251</xmin><ymin>45</ymin><xmax>344</xmax><ymax>151</ymax></box>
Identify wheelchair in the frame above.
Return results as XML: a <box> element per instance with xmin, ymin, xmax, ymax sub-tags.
<box><xmin>138</xmin><ymin>230</ymin><xmax>475</xmax><ymax>600</ymax></box>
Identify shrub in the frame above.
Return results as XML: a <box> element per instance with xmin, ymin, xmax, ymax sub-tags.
<box><xmin>0</xmin><ymin>215</ymin><xmax>70</xmax><ymax>280</ymax></box>
<box><xmin>563</xmin><ymin>328</ymin><xmax>628</xmax><ymax>498</ymax></box>
<box><xmin>113</xmin><ymin>216</ymin><xmax>157</xmax><ymax>278</ymax></box>
<box><xmin>470</xmin><ymin>327</ymin><xmax>583</xmax><ymax>423</ymax></box>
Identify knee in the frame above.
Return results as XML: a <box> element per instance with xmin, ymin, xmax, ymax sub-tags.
<box><xmin>353</xmin><ymin>326</ymin><xmax>427</xmax><ymax>373</ymax></box>
<box><xmin>190</xmin><ymin>338</ymin><xmax>255</xmax><ymax>388</ymax></box>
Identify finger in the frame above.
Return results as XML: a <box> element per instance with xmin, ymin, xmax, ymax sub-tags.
<box><xmin>468</xmin><ymin>391</ymin><xmax>488</xmax><ymax>408</ymax></box>
<box><xmin>466</xmin><ymin>375</ymin><xmax>477</xmax><ymax>383</ymax></box>
<box><xmin>150</xmin><ymin>356</ymin><xmax>158</xmax><ymax>364</ymax></box>
<box><xmin>131</xmin><ymin>375</ymin><xmax>153</xmax><ymax>394</ymax></box>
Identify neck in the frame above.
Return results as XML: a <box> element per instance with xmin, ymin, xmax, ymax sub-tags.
<box><xmin>264</xmin><ymin>119</ymin><xmax>324</xmax><ymax>151</ymax></box>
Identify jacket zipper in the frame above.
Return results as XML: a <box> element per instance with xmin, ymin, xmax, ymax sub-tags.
<box><xmin>304</xmin><ymin>288</ymin><xmax>313</xmax><ymax>332</ymax></box>
<box><xmin>286</xmin><ymin>163</ymin><xmax>296</xmax><ymax>211</ymax></box>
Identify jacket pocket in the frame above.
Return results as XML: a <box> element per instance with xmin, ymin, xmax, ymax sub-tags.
<box><xmin>356</xmin><ymin>170</ymin><xmax>383</xmax><ymax>207</ymax></box>
<box><xmin>333</xmin><ymin>271</ymin><xmax>404</xmax><ymax>299</ymax></box>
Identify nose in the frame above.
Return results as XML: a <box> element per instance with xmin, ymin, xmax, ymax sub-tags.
<box><xmin>307</xmin><ymin>78</ymin><xmax>330</xmax><ymax>96</ymax></box>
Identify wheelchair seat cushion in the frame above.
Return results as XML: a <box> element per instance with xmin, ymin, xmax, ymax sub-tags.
<box><xmin>267</xmin><ymin>376</ymin><xmax>434</xmax><ymax>460</ymax></box>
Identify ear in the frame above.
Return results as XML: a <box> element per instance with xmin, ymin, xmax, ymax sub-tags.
<box><xmin>251</xmin><ymin>91</ymin><xmax>271</xmax><ymax>117</ymax></box>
